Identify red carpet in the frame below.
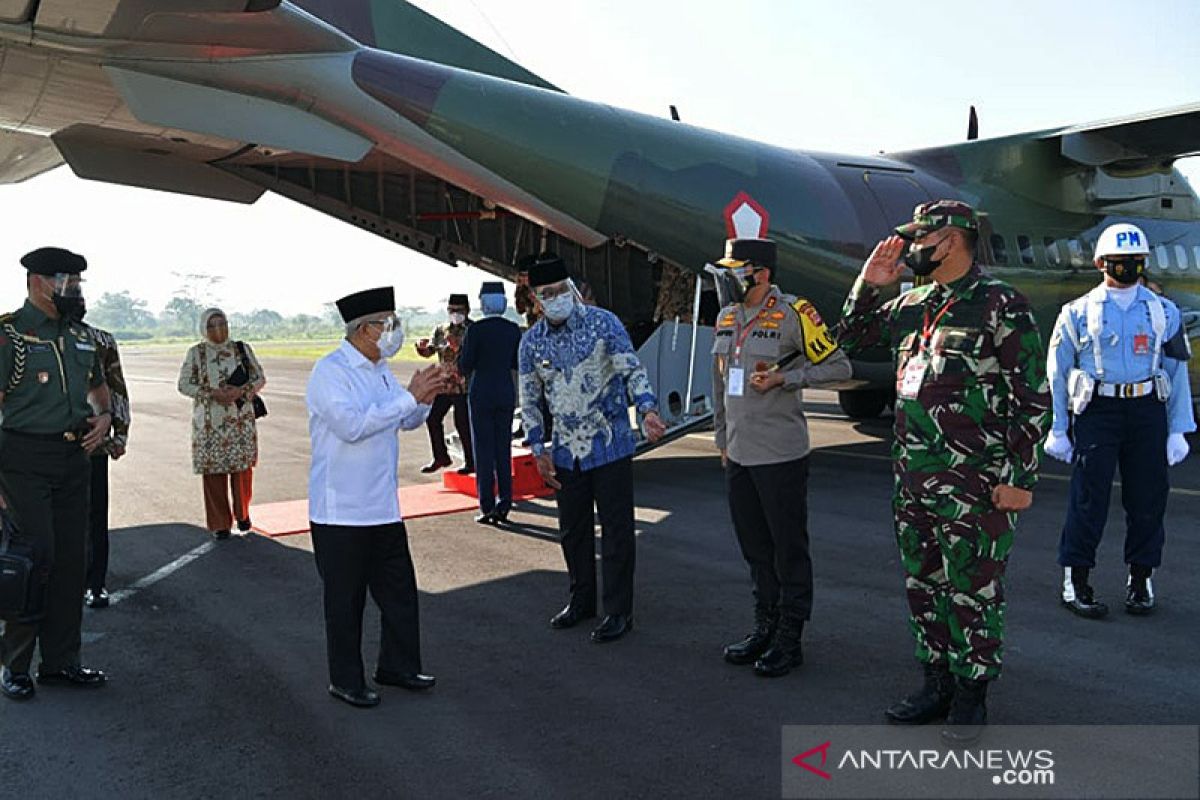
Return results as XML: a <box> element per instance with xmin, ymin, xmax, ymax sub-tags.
<box><xmin>252</xmin><ymin>450</ymin><xmax>552</xmax><ymax>538</ymax></box>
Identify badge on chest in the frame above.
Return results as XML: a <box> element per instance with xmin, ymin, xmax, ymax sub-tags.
<box><xmin>897</xmin><ymin>352</ymin><xmax>929</xmax><ymax>400</ymax></box>
<box><xmin>1132</xmin><ymin>333</ymin><xmax>1150</xmax><ymax>356</ymax></box>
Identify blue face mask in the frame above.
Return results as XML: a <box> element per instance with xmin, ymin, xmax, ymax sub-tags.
<box><xmin>481</xmin><ymin>294</ymin><xmax>507</xmax><ymax>316</ymax></box>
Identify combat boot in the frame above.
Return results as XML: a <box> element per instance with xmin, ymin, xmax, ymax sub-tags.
<box><xmin>753</xmin><ymin>611</ymin><xmax>803</xmax><ymax>677</ymax></box>
<box><xmin>1060</xmin><ymin>567</ymin><xmax>1108</xmax><ymax>619</ymax></box>
<box><xmin>1125</xmin><ymin>565</ymin><xmax>1155</xmax><ymax>616</ymax></box>
<box><xmin>940</xmin><ymin>676</ymin><xmax>989</xmax><ymax>747</ymax></box>
<box><xmin>884</xmin><ymin>662</ymin><xmax>954</xmax><ymax>725</ymax></box>
<box><xmin>723</xmin><ymin>605</ymin><xmax>777</xmax><ymax>665</ymax></box>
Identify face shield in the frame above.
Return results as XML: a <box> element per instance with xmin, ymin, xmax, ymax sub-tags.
<box><xmin>45</xmin><ymin>272</ymin><xmax>86</xmax><ymax>322</ymax></box>
<box><xmin>704</xmin><ymin>260</ymin><xmax>761</xmax><ymax>307</ymax></box>
<box><xmin>367</xmin><ymin>314</ymin><xmax>406</xmax><ymax>359</ymax></box>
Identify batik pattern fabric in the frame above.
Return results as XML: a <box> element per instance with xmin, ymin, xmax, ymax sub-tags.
<box><xmin>519</xmin><ymin>304</ymin><xmax>657</xmax><ymax>471</ymax></box>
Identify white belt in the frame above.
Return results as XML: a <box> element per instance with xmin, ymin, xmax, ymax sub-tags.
<box><xmin>1096</xmin><ymin>379</ymin><xmax>1154</xmax><ymax>399</ymax></box>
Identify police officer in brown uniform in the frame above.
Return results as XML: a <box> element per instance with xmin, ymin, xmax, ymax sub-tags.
<box><xmin>711</xmin><ymin>238</ymin><xmax>852</xmax><ymax>677</ymax></box>
<box><xmin>0</xmin><ymin>247</ymin><xmax>111</xmax><ymax>700</ymax></box>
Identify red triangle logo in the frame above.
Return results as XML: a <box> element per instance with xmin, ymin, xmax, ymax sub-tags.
<box><xmin>792</xmin><ymin>740</ymin><xmax>832</xmax><ymax>780</ymax></box>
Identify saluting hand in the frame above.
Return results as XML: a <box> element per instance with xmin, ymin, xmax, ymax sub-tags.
<box><xmin>861</xmin><ymin>236</ymin><xmax>907</xmax><ymax>287</ymax></box>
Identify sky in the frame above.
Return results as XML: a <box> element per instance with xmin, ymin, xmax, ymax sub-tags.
<box><xmin>0</xmin><ymin>0</ymin><xmax>1197</xmax><ymax>316</ymax></box>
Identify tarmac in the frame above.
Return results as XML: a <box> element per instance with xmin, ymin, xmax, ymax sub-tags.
<box><xmin>1</xmin><ymin>348</ymin><xmax>1197</xmax><ymax>799</ymax></box>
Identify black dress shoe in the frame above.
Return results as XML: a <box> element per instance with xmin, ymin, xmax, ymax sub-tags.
<box><xmin>491</xmin><ymin>509</ymin><xmax>510</xmax><ymax>525</ymax></box>
<box><xmin>550</xmin><ymin>603</ymin><xmax>596</xmax><ymax>629</ymax></box>
<box><xmin>1</xmin><ymin>668</ymin><xmax>35</xmax><ymax>701</ymax></box>
<box><xmin>328</xmin><ymin>684</ymin><xmax>380</xmax><ymax>708</ymax></box>
<box><xmin>1126</xmin><ymin>568</ymin><xmax>1156</xmax><ymax>615</ymax></box>
<box><xmin>84</xmin><ymin>587</ymin><xmax>110</xmax><ymax>609</ymax></box>
<box><xmin>591</xmin><ymin>614</ymin><xmax>633</xmax><ymax>643</ymax></box>
<box><xmin>37</xmin><ymin>664</ymin><xmax>107</xmax><ymax>688</ymax></box>
<box><xmin>237</xmin><ymin>518</ymin><xmax>252</xmax><ymax>533</ymax></box>
<box><xmin>457</xmin><ymin>465</ymin><xmax>475</xmax><ymax>476</ymax></box>
<box><xmin>475</xmin><ymin>512</ymin><xmax>496</xmax><ymax>525</ymax></box>
<box><xmin>213</xmin><ymin>529</ymin><xmax>232</xmax><ymax>540</ymax></box>
<box><xmin>1061</xmin><ymin>568</ymin><xmax>1108</xmax><ymax>619</ymax></box>
<box><xmin>374</xmin><ymin>670</ymin><xmax>437</xmax><ymax>691</ymax></box>
<box><xmin>420</xmin><ymin>457</ymin><xmax>452</xmax><ymax>474</ymax></box>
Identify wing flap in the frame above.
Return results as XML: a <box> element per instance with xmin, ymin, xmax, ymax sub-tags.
<box><xmin>0</xmin><ymin>131</ymin><xmax>64</xmax><ymax>184</ymax></box>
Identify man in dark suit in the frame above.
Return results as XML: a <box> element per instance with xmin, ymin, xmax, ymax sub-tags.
<box><xmin>458</xmin><ymin>282</ymin><xmax>523</xmax><ymax>525</ymax></box>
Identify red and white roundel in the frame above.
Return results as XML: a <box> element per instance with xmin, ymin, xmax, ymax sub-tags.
<box><xmin>723</xmin><ymin>192</ymin><xmax>770</xmax><ymax>239</ymax></box>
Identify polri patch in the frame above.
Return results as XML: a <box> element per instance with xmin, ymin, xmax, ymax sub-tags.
<box><xmin>1133</xmin><ymin>334</ymin><xmax>1150</xmax><ymax>355</ymax></box>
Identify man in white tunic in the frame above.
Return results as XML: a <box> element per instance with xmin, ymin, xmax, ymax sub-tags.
<box><xmin>306</xmin><ymin>286</ymin><xmax>450</xmax><ymax>708</ymax></box>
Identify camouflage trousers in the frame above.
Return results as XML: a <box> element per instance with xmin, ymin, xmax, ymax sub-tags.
<box><xmin>893</xmin><ymin>483</ymin><xmax>1016</xmax><ymax>681</ymax></box>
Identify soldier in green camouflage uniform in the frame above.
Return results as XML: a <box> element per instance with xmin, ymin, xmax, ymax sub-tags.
<box><xmin>83</xmin><ymin>325</ymin><xmax>130</xmax><ymax>609</ymax></box>
<box><xmin>836</xmin><ymin>201</ymin><xmax>1051</xmax><ymax>745</ymax></box>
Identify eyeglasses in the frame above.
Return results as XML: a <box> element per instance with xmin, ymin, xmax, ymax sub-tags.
<box><xmin>206</xmin><ymin>320</ymin><xmax>228</xmax><ymax>329</ymax></box>
<box><xmin>535</xmin><ymin>282</ymin><xmax>572</xmax><ymax>303</ymax></box>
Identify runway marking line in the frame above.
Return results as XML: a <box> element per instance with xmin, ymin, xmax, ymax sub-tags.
<box><xmin>108</xmin><ymin>541</ymin><xmax>216</xmax><ymax>606</ymax></box>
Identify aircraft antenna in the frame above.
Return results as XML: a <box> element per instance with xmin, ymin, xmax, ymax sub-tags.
<box><xmin>670</xmin><ymin>105</ymin><xmax>681</xmax><ymax>122</ymax></box>
<box><xmin>967</xmin><ymin>105</ymin><xmax>979</xmax><ymax>141</ymax></box>
<box><xmin>466</xmin><ymin>0</ymin><xmax>521</xmax><ymax>63</ymax></box>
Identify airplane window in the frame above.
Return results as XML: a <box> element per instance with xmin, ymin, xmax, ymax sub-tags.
<box><xmin>1044</xmin><ymin>238</ymin><xmax>1062</xmax><ymax>266</ymax></box>
<box><xmin>1193</xmin><ymin>246</ymin><xmax>1200</xmax><ymax>270</ymax></box>
<box><xmin>990</xmin><ymin>234</ymin><xmax>1008</xmax><ymax>265</ymax></box>
<box><xmin>1174</xmin><ymin>245</ymin><xmax>1188</xmax><ymax>271</ymax></box>
<box><xmin>1017</xmin><ymin>235</ymin><xmax>1034</xmax><ymax>265</ymax></box>
<box><xmin>1067</xmin><ymin>239</ymin><xmax>1086</xmax><ymax>267</ymax></box>
<box><xmin>1155</xmin><ymin>245</ymin><xmax>1171</xmax><ymax>270</ymax></box>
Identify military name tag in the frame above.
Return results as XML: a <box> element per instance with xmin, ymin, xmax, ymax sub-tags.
<box><xmin>75</xmin><ymin>342</ymin><xmax>96</xmax><ymax>352</ymax></box>
<box><xmin>728</xmin><ymin>367</ymin><xmax>745</xmax><ymax>397</ymax></box>
<box><xmin>897</xmin><ymin>353</ymin><xmax>928</xmax><ymax>400</ymax></box>
<box><xmin>1133</xmin><ymin>334</ymin><xmax>1150</xmax><ymax>355</ymax></box>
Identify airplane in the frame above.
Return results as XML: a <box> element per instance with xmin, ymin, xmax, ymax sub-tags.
<box><xmin>0</xmin><ymin>0</ymin><xmax>1196</xmax><ymax>427</ymax></box>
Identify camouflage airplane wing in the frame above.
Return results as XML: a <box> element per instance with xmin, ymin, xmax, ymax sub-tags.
<box><xmin>1042</xmin><ymin>102</ymin><xmax>1200</xmax><ymax>167</ymax></box>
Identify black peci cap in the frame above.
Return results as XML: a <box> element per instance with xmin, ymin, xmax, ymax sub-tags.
<box><xmin>715</xmin><ymin>238</ymin><xmax>777</xmax><ymax>271</ymax></box>
<box><xmin>335</xmin><ymin>286</ymin><xmax>395</xmax><ymax>322</ymax></box>
<box><xmin>528</xmin><ymin>253</ymin><xmax>569</xmax><ymax>288</ymax></box>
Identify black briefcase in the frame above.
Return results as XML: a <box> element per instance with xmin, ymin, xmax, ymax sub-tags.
<box><xmin>0</xmin><ymin>505</ymin><xmax>42</xmax><ymax>623</ymax></box>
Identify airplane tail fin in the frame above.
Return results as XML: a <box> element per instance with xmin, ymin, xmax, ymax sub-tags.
<box><xmin>296</xmin><ymin>0</ymin><xmax>561</xmax><ymax>92</ymax></box>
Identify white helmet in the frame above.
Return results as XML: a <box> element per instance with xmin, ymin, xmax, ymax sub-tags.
<box><xmin>1094</xmin><ymin>223</ymin><xmax>1150</xmax><ymax>259</ymax></box>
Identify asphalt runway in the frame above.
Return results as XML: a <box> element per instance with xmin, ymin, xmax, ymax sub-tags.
<box><xmin>2</xmin><ymin>347</ymin><xmax>1198</xmax><ymax>799</ymax></box>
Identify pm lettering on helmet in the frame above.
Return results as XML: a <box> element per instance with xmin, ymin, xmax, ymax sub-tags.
<box><xmin>1116</xmin><ymin>230</ymin><xmax>1142</xmax><ymax>249</ymax></box>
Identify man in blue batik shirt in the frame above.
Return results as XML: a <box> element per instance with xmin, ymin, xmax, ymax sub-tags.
<box><xmin>1044</xmin><ymin>223</ymin><xmax>1195</xmax><ymax>619</ymax></box>
<box><xmin>519</xmin><ymin>254</ymin><xmax>666</xmax><ymax>643</ymax></box>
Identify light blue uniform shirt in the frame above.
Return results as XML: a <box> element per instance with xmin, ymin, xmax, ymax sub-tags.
<box><xmin>1047</xmin><ymin>284</ymin><xmax>1195</xmax><ymax>435</ymax></box>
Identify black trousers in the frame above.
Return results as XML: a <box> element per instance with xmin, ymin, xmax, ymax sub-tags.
<box><xmin>725</xmin><ymin>456</ymin><xmax>814</xmax><ymax>619</ymax></box>
<box><xmin>0</xmin><ymin>433</ymin><xmax>90</xmax><ymax>673</ymax></box>
<box><xmin>1059</xmin><ymin>396</ymin><xmax>1169</xmax><ymax>569</ymax></box>
<box><xmin>427</xmin><ymin>393</ymin><xmax>473</xmax><ymax>468</ymax></box>
<box><xmin>310</xmin><ymin>521</ymin><xmax>422</xmax><ymax>692</ymax></box>
<box><xmin>87</xmin><ymin>454</ymin><xmax>109</xmax><ymax>592</ymax></box>
<box><xmin>470</xmin><ymin>401</ymin><xmax>515</xmax><ymax>515</ymax></box>
<box><xmin>555</xmin><ymin>457</ymin><xmax>636</xmax><ymax>616</ymax></box>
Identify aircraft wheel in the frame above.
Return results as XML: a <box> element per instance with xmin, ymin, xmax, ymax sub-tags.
<box><xmin>838</xmin><ymin>389</ymin><xmax>891</xmax><ymax>420</ymax></box>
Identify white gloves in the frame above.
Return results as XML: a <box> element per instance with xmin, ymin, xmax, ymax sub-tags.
<box><xmin>1167</xmin><ymin>433</ymin><xmax>1190</xmax><ymax>466</ymax></box>
<box><xmin>1044</xmin><ymin>430</ymin><xmax>1073</xmax><ymax>463</ymax></box>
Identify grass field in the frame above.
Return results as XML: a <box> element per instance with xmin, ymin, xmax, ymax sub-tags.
<box><xmin>121</xmin><ymin>338</ymin><xmax>430</xmax><ymax>362</ymax></box>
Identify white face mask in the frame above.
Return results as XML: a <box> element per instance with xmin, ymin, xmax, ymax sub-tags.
<box><xmin>377</xmin><ymin>326</ymin><xmax>405</xmax><ymax>359</ymax></box>
<box><xmin>542</xmin><ymin>293</ymin><xmax>575</xmax><ymax>323</ymax></box>
<box><xmin>449</xmin><ymin>312</ymin><xmax>466</xmax><ymax>325</ymax></box>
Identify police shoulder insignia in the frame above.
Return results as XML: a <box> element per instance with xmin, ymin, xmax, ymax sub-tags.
<box><xmin>791</xmin><ymin>297</ymin><xmax>838</xmax><ymax>364</ymax></box>
<box><xmin>717</xmin><ymin>312</ymin><xmax>737</xmax><ymax>329</ymax></box>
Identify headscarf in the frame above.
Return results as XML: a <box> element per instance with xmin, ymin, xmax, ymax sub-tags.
<box><xmin>200</xmin><ymin>307</ymin><xmax>228</xmax><ymax>344</ymax></box>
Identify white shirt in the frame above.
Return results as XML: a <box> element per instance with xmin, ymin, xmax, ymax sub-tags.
<box><xmin>306</xmin><ymin>340</ymin><xmax>430</xmax><ymax>526</ymax></box>
<box><xmin>1105</xmin><ymin>283</ymin><xmax>1138</xmax><ymax>311</ymax></box>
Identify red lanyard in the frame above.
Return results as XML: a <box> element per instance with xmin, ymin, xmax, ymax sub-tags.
<box><xmin>921</xmin><ymin>297</ymin><xmax>957</xmax><ymax>352</ymax></box>
<box><xmin>734</xmin><ymin>308</ymin><xmax>769</xmax><ymax>361</ymax></box>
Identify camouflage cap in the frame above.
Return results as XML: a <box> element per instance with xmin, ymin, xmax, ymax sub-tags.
<box><xmin>895</xmin><ymin>200</ymin><xmax>979</xmax><ymax>240</ymax></box>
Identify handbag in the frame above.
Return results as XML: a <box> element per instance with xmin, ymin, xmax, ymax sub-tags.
<box><xmin>230</xmin><ymin>341</ymin><xmax>268</xmax><ymax>420</ymax></box>
<box><xmin>0</xmin><ymin>498</ymin><xmax>44</xmax><ymax>623</ymax></box>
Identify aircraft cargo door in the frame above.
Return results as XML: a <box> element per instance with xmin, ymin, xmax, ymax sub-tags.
<box><xmin>861</xmin><ymin>170</ymin><xmax>933</xmax><ymax>240</ymax></box>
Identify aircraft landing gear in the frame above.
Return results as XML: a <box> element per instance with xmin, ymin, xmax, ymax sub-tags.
<box><xmin>838</xmin><ymin>389</ymin><xmax>892</xmax><ymax>420</ymax></box>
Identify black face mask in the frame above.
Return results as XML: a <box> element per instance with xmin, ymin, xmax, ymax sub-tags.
<box><xmin>1103</xmin><ymin>258</ymin><xmax>1143</xmax><ymax>286</ymax></box>
<box><xmin>53</xmin><ymin>294</ymin><xmax>86</xmax><ymax>323</ymax></box>
<box><xmin>904</xmin><ymin>243</ymin><xmax>943</xmax><ymax>277</ymax></box>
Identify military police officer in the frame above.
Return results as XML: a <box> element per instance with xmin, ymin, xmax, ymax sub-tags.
<box><xmin>0</xmin><ymin>247</ymin><xmax>112</xmax><ymax>700</ymax></box>
<box><xmin>1044</xmin><ymin>223</ymin><xmax>1195</xmax><ymax>618</ymax></box>
<box><xmin>837</xmin><ymin>201</ymin><xmax>1052</xmax><ymax>745</ymax></box>
<box><xmin>711</xmin><ymin>238</ymin><xmax>852</xmax><ymax>678</ymax></box>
